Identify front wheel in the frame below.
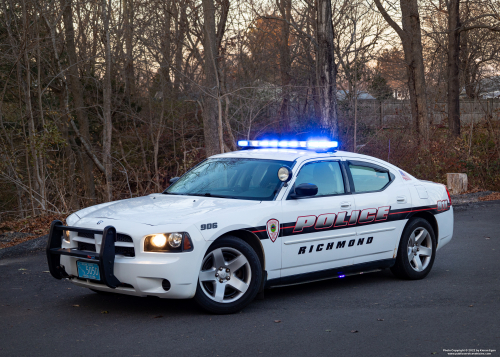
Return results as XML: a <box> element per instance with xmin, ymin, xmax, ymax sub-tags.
<box><xmin>194</xmin><ymin>236</ymin><xmax>262</xmax><ymax>314</ymax></box>
<box><xmin>391</xmin><ymin>218</ymin><xmax>436</xmax><ymax>280</ymax></box>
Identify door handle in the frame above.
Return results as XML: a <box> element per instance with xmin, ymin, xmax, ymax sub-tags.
<box><xmin>340</xmin><ymin>202</ymin><xmax>351</xmax><ymax>210</ymax></box>
<box><xmin>397</xmin><ymin>196</ymin><xmax>407</xmax><ymax>204</ymax></box>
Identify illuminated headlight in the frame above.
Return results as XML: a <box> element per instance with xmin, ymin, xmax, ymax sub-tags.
<box><xmin>144</xmin><ymin>232</ymin><xmax>193</xmax><ymax>252</ymax></box>
<box><xmin>150</xmin><ymin>234</ymin><xmax>167</xmax><ymax>247</ymax></box>
<box><xmin>63</xmin><ymin>230</ymin><xmax>70</xmax><ymax>243</ymax></box>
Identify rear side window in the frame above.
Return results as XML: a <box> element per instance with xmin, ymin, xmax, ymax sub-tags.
<box><xmin>293</xmin><ymin>161</ymin><xmax>345</xmax><ymax>197</ymax></box>
<box><xmin>348</xmin><ymin>162</ymin><xmax>391</xmax><ymax>193</ymax></box>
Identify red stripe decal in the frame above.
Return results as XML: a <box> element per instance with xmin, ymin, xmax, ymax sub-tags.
<box><xmin>389</xmin><ymin>207</ymin><xmax>436</xmax><ymax>215</ymax></box>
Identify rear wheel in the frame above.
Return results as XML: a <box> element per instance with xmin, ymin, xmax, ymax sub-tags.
<box><xmin>194</xmin><ymin>236</ymin><xmax>262</xmax><ymax>314</ymax></box>
<box><xmin>391</xmin><ymin>218</ymin><xmax>436</xmax><ymax>280</ymax></box>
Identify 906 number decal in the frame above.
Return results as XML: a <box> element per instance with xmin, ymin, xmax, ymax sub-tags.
<box><xmin>201</xmin><ymin>223</ymin><xmax>218</xmax><ymax>230</ymax></box>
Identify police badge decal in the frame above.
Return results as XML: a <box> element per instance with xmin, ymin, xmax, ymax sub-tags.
<box><xmin>266</xmin><ymin>219</ymin><xmax>280</xmax><ymax>242</ymax></box>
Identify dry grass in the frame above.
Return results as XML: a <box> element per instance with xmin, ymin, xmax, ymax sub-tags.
<box><xmin>0</xmin><ymin>214</ymin><xmax>66</xmax><ymax>249</ymax></box>
<box><xmin>479</xmin><ymin>192</ymin><xmax>500</xmax><ymax>201</ymax></box>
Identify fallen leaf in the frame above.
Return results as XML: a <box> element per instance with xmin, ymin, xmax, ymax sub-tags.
<box><xmin>101</xmin><ymin>311</ymin><xmax>108</xmax><ymax>314</ymax></box>
<box><xmin>377</xmin><ymin>319</ymin><xmax>384</xmax><ymax>321</ymax></box>
<box><xmin>72</xmin><ymin>305</ymin><xmax>80</xmax><ymax>307</ymax></box>
<box><xmin>42</xmin><ymin>271</ymin><xmax>50</xmax><ymax>273</ymax></box>
<box><xmin>350</xmin><ymin>330</ymin><xmax>359</xmax><ymax>333</ymax></box>
<box><xmin>153</xmin><ymin>315</ymin><xmax>163</xmax><ymax>319</ymax></box>
<box><xmin>469</xmin><ymin>305</ymin><xmax>473</xmax><ymax>307</ymax></box>
<box><xmin>18</xmin><ymin>268</ymin><xmax>27</xmax><ymax>271</ymax></box>
<box><xmin>274</xmin><ymin>320</ymin><xmax>281</xmax><ymax>323</ymax></box>
<box><xmin>325</xmin><ymin>329</ymin><xmax>331</xmax><ymax>332</ymax></box>
<box><xmin>431</xmin><ymin>353</ymin><xmax>438</xmax><ymax>355</ymax></box>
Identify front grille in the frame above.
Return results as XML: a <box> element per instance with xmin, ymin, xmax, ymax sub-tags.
<box><xmin>116</xmin><ymin>234</ymin><xmax>133</xmax><ymax>242</ymax></box>
<box><xmin>115</xmin><ymin>246</ymin><xmax>135</xmax><ymax>257</ymax></box>
<box><xmin>75</xmin><ymin>232</ymin><xmax>135</xmax><ymax>257</ymax></box>
<box><xmin>78</xmin><ymin>242</ymin><xmax>96</xmax><ymax>252</ymax></box>
<box><xmin>78</xmin><ymin>232</ymin><xmax>95</xmax><ymax>239</ymax></box>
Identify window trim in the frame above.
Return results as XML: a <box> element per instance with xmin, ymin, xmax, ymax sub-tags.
<box><xmin>345</xmin><ymin>160</ymin><xmax>395</xmax><ymax>194</ymax></box>
<box><xmin>286</xmin><ymin>159</ymin><xmax>348</xmax><ymax>200</ymax></box>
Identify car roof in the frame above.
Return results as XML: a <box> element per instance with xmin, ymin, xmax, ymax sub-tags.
<box><xmin>209</xmin><ymin>149</ymin><xmax>409</xmax><ymax>176</ymax></box>
<box><xmin>211</xmin><ymin>149</ymin><xmax>382</xmax><ymax>163</ymax></box>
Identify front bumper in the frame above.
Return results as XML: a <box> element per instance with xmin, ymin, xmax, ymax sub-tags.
<box><xmin>46</xmin><ymin>221</ymin><xmax>204</xmax><ymax>299</ymax></box>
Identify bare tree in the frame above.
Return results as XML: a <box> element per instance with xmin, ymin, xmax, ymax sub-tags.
<box><xmin>316</xmin><ymin>0</ymin><xmax>340</xmax><ymax>137</ymax></box>
<box><xmin>374</xmin><ymin>0</ymin><xmax>430</xmax><ymax>143</ymax></box>
<box><xmin>102</xmin><ymin>0</ymin><xmax>113</xmax><ymax>201</ymax></box>
<box><xmin>61</xmin><ymin>0</ymin><xmax>96</xmax><ymax>204</ymax></box>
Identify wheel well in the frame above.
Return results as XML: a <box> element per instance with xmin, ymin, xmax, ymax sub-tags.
<box><xmin>219</xmin><ymin>230</ymin><xmax>266</xmax><ymax>270</ymax></box>
<box><xmin>407</xmin><ymin>212</ymin><xmax>439</xmax><ymax>239</ymax></box>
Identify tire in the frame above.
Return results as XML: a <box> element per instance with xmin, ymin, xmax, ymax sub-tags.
<box><xmin>390</xmin><ymin>218</ymin><xmax>437</xmax><ymax>280</ymax></box>
<box><xmin>194</xmin><ymin>236</ymin><xmax>262</xmax><ymax>314</ymax></box>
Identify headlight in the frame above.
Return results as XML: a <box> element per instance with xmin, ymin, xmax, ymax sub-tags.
<box><xmin>168</xmin><ymin>232</ymin><xmax>183</xmax><ymax>248</ymax></box>
<box><xmin>150</xmin><ymin>234</ymin><xmax>167</xmax><ymax>247</ymax></box>
<box><xmin>144</xmin><ymin>232</ymin><xmax>193</xmax><ymax>252</ymax></box>
<box><xmin>63</xmin><ymin>230</ymin><xmax>70</xmax><ymax>243</ymax></box>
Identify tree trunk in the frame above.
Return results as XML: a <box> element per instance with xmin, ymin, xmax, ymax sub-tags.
<box><xmin>316</xmin><ymin>0</ymin><xmax>339</xmax><ymax>138</ymax></box>
<box><xmin>102</xmin><ymin>0</ymin><xmax>113</xmax><ymax>201</ymax></box>
<box><xmin>278</xmin><ymin>0</ymin><xmax>292</xmax><ymax>132</ymax></box>
<box><xmin>401</xmin><ymin>0</ymin><xmax>429</xmax><ymax>142</ymax></box>
<box><xmin>447</xmin><ymin>173</ymin><xmax>467</xmax><ymax>194</ymax></box>
<box><xmin>173</xmin><ymin>1</ymin><xmax>187</xmax><ymax>96</ymax></box>
<box><xmin>61</xmin><ymin>0</ymin><xmax>96</xmax><ymax>205</ymax></box>
<box><xmin>161</xmin><ymin>0</ymin><xmax>172</xmax><ymax>98</ymax></box>
<box><xmin>201</xmin><ymin>0</ymin><xmax>223</xmax><ymax>156</ymax></box>
<box><xmin>22</xmin><ymin>0</ymin><xmax>45</xmax><ymax>212</ymax></box>
<box><xmin>374</xmin><ymin>0</ymin><xmax>429</xmax><ymax>143</ymax></box>
<box><xmin>447</xmin><ymin>0</ymin><xmax>461</xmax><ymax>137</ymax></box>
<box><xmin>124</xmin><ymin>0</ymin><xmax>135</xmax><ymax>102</ymax></box>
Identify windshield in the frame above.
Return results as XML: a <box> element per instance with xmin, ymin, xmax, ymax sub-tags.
<box><xmin>165</xmin><ymin>158</ymin><xmax>293</xmax><ymax>201</ymax></box>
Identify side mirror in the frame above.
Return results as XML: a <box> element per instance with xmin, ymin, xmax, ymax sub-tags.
<box><xmin>169</xmin><ymin>177</ymin><xmax>180</xmax><ymax>184</ymax></box>
<box><xmin>292</xmin><ymin>183</ymin><xmax>318</xmax><ymax>198</ymax></box>
<box><xmin>277</xmin><ymin>166</ymin><xmax>293</xmax><ymax>182</ymax></box>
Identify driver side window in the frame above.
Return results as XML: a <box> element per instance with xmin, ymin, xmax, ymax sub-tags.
<box><xmin>293</xmin><ymin>161</ymin><xmax>345</xmax><ymax>197</ymax></box>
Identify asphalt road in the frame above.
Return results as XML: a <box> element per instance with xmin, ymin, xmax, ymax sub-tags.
<box><xmin>1</xmin><ymin>203</ymin><xmax>499</xmax><ymax>357</ymax></box>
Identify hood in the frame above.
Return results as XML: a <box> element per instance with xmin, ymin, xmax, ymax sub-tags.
<box><xmin>74</xmin><ymin>194</ymin><xmax>261</xmax><ymax>226</ymax></box>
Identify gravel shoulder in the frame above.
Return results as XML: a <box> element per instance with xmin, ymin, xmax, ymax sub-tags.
<box><xmin>451</xmin><ymin>191</ymin><xmax>497</xmax><ymax>205</ymax></box>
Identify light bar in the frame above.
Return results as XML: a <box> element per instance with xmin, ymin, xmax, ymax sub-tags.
<box><xmin>237</xmin><ymin>140</ymin><xmax>338</xmax><ymax>150</ymax></box>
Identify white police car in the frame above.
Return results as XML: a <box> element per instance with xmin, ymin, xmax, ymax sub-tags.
<box><xmin>46</xmin><ymin>140</ymin><xmax>453</xmax><ymax>314</ymax></box>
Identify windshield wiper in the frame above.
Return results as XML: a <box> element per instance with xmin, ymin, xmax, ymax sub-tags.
<box><xmin>188</xmin><ymin>193</ymin><xmax>239</xmax><ymax>199</ymax></box>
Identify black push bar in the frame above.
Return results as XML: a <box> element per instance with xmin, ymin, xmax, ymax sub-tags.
<box><xmin>46</xmin><ymin>220</ymin><xmax>121</xmax><ymax>288</ymax></box>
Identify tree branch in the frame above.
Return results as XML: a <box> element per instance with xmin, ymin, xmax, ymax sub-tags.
<box><xmin>459</xmin><ymin>24</ymin><xmax>500</xmax><ymax>32</ymax></box>
<box><xmin>69</xmin><ymin>119</ymin><xmax>106</xmax><ymax>174</ymax></box>
<box><xmin>372</xmin><ymin>0</ymin><xmax>407</xmax><ymax>42</ymax></box>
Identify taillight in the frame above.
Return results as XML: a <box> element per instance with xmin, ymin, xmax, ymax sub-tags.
<box><xmin>445</xmin><ymin>186</ymin><xmax>452</xmax><ymax>206</ymax></box>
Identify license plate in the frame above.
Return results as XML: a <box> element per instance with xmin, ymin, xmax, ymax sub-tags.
<box><xmin>77</xmin><ymin>261</ymin><xmax>101</xmax><ymax>280</ymax></box>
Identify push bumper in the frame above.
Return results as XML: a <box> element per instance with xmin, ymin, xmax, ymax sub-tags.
<box><xmin>46</xmin><ymin>220</ymin><xmax>121</xmax><ymax>288</ymax></box>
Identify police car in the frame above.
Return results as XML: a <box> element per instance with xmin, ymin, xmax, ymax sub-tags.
<box><xmin>46</xmin><ymin>140</ymin><xmax>453</xmax><ymax>314</ymax></box>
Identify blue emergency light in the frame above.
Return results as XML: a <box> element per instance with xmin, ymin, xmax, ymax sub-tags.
<box><xmin>237</xmin><ymin>139</ymin><xmax>338</xmax><ymax>151</ymax></box>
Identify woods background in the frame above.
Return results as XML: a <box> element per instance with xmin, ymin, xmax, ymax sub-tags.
<box><xmin>0</xmin><ymin>0</ymin><xmax>499</xmax><ymax>221</ymax></box>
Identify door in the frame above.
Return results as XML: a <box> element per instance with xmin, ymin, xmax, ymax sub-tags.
<box><xmin>280</xmin><ymin>159</ymin><xmax>356</xmax><ymax>278</ymax></box>
<box><xmin>345</xmin><ymin>160</ymin><xmax>412</xmax><ymax>265</ymax></box>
